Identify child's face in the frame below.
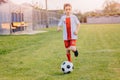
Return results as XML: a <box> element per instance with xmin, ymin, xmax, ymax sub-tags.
<box><xmin>64</xmin><ymin>6</ymin><xmax>72</xmax><ymax>16</ymax></box>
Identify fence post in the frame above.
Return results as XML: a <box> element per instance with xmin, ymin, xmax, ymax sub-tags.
<box><xmin>9</xmin><ymin>3</ymin><xmax>12</xmax><ymax>34</ymax></box>
<box><xmin>45</xmin><ymin>0</ymin><xmax>48</xmax><ymax>28</ymax></box>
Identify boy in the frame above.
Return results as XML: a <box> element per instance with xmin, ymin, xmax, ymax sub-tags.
<box><xmin>57</xmin><ymin>3</ymin><xmax>80</xmax><ymax>62</ymax></box>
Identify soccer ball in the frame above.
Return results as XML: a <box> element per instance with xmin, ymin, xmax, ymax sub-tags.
<box><xmin>61</xmin><ymin>61</ymin><xmax>74</xmax><ymax>74</ymax></box>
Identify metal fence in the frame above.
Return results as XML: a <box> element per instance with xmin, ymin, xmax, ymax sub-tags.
<box><xmin>0</xmin><ymin>2</ymin><xmax>61</xmax><ymax>34</ymax></box>
<box><xmin>32</xmin><ymin>9</ymin><xmax>61</xmax><ymax>30</ymax></box>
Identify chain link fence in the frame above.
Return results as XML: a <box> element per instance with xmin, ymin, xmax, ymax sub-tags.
<box><xmin>0</xmin><ymin>2</ymin><xmax>61</xmax><ymax>34</ymax></box>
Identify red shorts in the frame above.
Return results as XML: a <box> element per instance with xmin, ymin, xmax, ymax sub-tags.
<box><xmin>64</xmin><ymin>40</ymin><xmax>76</xmax><ymax>48</ymax></box>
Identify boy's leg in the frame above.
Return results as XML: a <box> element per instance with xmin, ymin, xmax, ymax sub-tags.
<box><xmin>69</xmin><ymin>46</ymin><xmax>79</xmax><ymax>57</ymax></box>
<box><xmin>73</xmin><ymin>48</ymin><xmax>79</xmax><ymax>57</ymax></box>
<box><xmin>70</xmin><ymin>40</ymin><xmax>79</xmax><ymax>57</ymax></box>
<box><xmin>66</xmin><ymin>49</ymin><xmax>72</xmax><ymax>62</ymax></box>
<box><xmin>64</xmin><ymin>40</ymin><xmax>72</xmax><ymax>62</ymax></box>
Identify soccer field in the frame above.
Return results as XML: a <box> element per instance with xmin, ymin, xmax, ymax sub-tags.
<box><xmin>0</xmin><ymin>24</ymin><xmax>120</xmax><ymax>80</ymax></box>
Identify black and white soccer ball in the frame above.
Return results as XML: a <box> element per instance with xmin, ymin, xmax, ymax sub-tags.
<box><xmin>61</xmin><ymin>61</ymin><xmax>74</xmax><ymax>74</ymax></box>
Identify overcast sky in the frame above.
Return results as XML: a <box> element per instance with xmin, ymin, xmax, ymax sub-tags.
<box><xmin>11</xmin><ymin>0</ymin><xmax>120</xmax><ymax>13</ymax></box>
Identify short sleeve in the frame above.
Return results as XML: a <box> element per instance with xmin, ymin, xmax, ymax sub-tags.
<box><xmin>58</xmin><ymin>16</ymin><xmax>63</xmax><ymax>27</ymax></box>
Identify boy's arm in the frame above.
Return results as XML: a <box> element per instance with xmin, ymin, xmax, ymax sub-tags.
<box><xmin>74</xmin><ymin>15</ymin><xmax>80</xmax><ymax>35</ymax></box>
<box><xmin>74</xmin><ymin>23</ymin><xmax>80</xmax><ymax>35</ymax></box>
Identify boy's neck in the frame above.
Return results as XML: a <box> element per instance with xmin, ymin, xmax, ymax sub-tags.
<box><xmin>66</xmin><ymin>14</ymin><xmax>71</xmax><ymax>17</ymax></box>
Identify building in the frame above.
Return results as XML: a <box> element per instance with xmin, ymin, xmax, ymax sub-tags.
<box><xmin>0</xmin><ymin>1</ymin><xmax>61</xmax><ymax>34</ymax></box>
<box><xmin>87</xmin><ymin>15</ymin><xmax>120</xmax><ymax>24</ymax></box>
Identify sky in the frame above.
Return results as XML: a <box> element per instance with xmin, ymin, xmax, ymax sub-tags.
<box><xmin>11</xmin><ymin>0</ymin><xmax>120</xmax><ymax>13</ymax></box>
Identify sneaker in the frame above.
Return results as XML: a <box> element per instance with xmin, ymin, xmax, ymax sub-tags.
<box><xmin>74</xmin><ymin>50</ymin><xmax>79</xmax><ymax>57</ymax></box>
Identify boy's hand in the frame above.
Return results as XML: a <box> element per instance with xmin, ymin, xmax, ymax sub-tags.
<box><xmin>57</xmin><ymin>27</ymin><xmax>61</xmax><ymax>32</ymax></box>
<box><xmin>74</xmin><ymin>24</ymin><xmax>80</xmax><ymax>35</ymax></box>
<box><xmin>74</xmin><ymin>30</ymin><xmax>78</xmax><ymax>35</ymax></box>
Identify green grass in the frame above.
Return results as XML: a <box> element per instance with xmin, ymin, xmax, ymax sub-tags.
<box><xmin>0</xmin><ymin>24</ymin><xmax>120</xmax><ymax>80</ymax></box>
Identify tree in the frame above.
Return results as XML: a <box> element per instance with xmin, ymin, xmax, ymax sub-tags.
<box><xmin>73</xmin><ymin>11</ymin><xmax>83</xmax><ymax>22</ymax></box>
<box><xmin>0</xmin><ymin>0</ymin><xmax>7</xmax><ymax>4</ymax></box>
<box><xmin>31</xmin><ymin>0</ymin><xmax>43</xmax><ymax>9</ymax></box>
<box><xmin>103</xmin><ymin>0</ymin><xmax>120</xmax><ymax>15</ymax></box>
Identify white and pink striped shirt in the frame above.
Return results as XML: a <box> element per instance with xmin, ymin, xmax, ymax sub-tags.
<box><xmin>58</xmin><ymin>14</ymin><xmax>80</xmax><ymax>40</ymax></box>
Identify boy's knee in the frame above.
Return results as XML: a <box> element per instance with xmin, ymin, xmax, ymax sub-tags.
<box><xmin>67</xmin><ymin>46</ymin><xmax>76</xmax><ymax>51</ymax></box>
<box><xmin>66</xmin><ymin>48</ymin><xmax>70</xmax><ymax>51</ymax></box>
<box><xmin>70</xmin><ymin>46</ymin><xmax>76</xmax><ymax>51</ymax></box>
<box><xmin>66</xmin><ymin>49</ymin><xmax>70</xmax><ymax>53</ymax></box>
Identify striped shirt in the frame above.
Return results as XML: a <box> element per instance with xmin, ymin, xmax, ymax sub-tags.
<box><xmin>58</xmin><ymin>14</ymin><xmax>80</xmax><ymax>40</ymax></box>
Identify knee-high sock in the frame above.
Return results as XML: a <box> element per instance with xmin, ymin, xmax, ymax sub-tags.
<box><xmin>66</xmin><ymin>53</ymin><xmax>71</xmax><ymax>62</ymax></box>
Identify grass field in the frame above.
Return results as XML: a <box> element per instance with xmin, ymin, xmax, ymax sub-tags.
<box><xmin>0</xmin><ymin>24</ymin><xmax>120</xmax><ymax>80</ymax></box>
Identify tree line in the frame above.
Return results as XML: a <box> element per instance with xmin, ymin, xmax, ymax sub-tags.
<box><xmin>1</xmin><ymin>0</ymin><xmax>120</xmax><ymax>23</ymax></box>
<box><xmin>75</xmin><ymin>0</ymin><xmax>120</xmax><ymax>23</ymax></box>
<box><xmin>0</xmin><ymin>0</ymin><xmax>7</xmax><ymax>4</ymax></box>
